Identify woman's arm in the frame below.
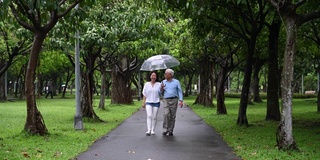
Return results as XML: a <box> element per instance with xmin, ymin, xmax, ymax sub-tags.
<box><xmin>142</xmin><ymin>96</ymin><xmax>146</xmax><ymax>108</ymax></box>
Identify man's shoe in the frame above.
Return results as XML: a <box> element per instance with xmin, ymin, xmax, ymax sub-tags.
<box><xmin>169</xmin><ymin>132</ymin><xmax>173</xmax><ymax>136</ymax></box>
<box><xmin>162</xmin><ymin>131</ymin><xmax>168</xmax><ymax>135</ymax></box>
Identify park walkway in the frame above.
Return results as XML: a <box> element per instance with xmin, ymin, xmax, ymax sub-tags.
<box><xmin>76</xmin><ymin>102</ymin><xmax>241</xmax><ymax>160</ymax></box>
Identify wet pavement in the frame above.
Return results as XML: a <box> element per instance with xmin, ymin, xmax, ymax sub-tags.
<box><xmin>76</xmin><ymin>103</ymin><xmax>241</xmax><ymax>160</ymax></box>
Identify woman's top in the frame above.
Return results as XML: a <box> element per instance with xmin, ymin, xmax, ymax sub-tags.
<box><xmin>142</xmin><ymin>82</ymin><xmax>161</xmax><ymax>103</ymax></box>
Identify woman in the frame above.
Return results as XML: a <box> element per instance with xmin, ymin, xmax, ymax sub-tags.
<box><xmin>142</xmin><ymin>71</ymin><xmax>161</xmax><ymax>136</ymax></box>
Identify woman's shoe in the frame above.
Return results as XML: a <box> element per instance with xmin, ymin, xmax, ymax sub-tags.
<box><xmin>146</xmin><ymin>131</ymin><xmax>151</xmax><ymax>136</ymax></box>
<box><xmin>151</xmin><ymin>131</ymin><xmax>155</xmax><ymax>135</ymax></box>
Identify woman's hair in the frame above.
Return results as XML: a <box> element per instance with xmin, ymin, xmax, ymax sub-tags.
<box><xmin>147</xmin><ymin>71</ymin><xmax>160</xmax><ymax>82</ymax></box>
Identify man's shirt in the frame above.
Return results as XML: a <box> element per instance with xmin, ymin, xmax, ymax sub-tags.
<box><xmin>161</xmin><ymin>78</ymin><xmax>183</xmax><ymax>101</ymax></box>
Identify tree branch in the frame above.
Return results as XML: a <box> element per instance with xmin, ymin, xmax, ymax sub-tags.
<box><xmin>59</xmin><ymin>0</ymin><xmax>67</xmax><ymax>6</ymax></box>
<box><xmin>294</xmin><ymin>0</ymin><xmax>306</xmax><ymax>8</ymax></box>
<box><xmin>17</xmin><ymin>1</ymin><xmax>40</xmax><ymax>29</ymax></box>
<box><xmin>267</xmin><ymin>0</ymin><xmax>278</xmax><ymax>9</ymax></box>
<box><xmin>56</xmin><ymin>0</ymin><xmax>83</xmax><ymax>19</ymax></box>
<box><xmin>298</xmin><ymin>11</ymin><xmax>320</xmax><ymax>26</ymax></box>
<box><xmin>9</xmin><ymin>4</ymin><xmax>34</xmax><ymax>31</ymax></box>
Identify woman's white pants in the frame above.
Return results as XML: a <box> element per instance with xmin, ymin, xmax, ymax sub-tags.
<box><xmin>146</xmin><ymin>104</ymin><xmax>159</xmax><ymax>132</ymax></box>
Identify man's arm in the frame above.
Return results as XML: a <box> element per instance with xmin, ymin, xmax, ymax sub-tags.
<box><xmin>177</xmin><ymin>80</ymin><xmax>184</xmax><ymax>107</ymax></box>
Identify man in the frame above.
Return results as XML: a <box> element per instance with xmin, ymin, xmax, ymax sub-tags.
<box><xmin>160</xmin><ymin>68</ymin><xmax>183</xmax><ymax>136</ymax></box>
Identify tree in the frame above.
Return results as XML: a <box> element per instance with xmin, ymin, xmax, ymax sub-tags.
<box><xmin>268</xmin><ymin>0</ymin><xmax>320</xmax><ymax>150</ymax></box>
<box><xmin>300</xmin><ymin>19</ymin><xmax>320</xmax><ymax>111</ymax></box>
<box><xmin>0</xmin><ymin>22</ymin><xmax>31</xmax><ymax>78</ymax></box>
<box><xmin>194</xmin><ymin>52</ymin><xmax>215</xmax><ymax>107</ymax></box>
<box><xmin>214</xmin><ymin>41</ymin><xmax>243</xmax><ymax>114</ymax></box>
<box><xmin>170</xmin><ymin>0</ymin><xmax>270</xmax><ymax>119</ymax></box>
<box><xmin>265</xmin><ymin>12</ymin><xmax>282</xmax><ymax>121</ymax></box>
<box><xmin>224</xmin><ymin>0</ymin><xmax>269</xmax><ymax>126</ymax></box>
<box><xmin>0</xmin><ymin>17</ymin><xmax>31</xmax><ymax>101</ymax></box>
<box><xmin>252</xmin><ymin>52</ymin><xmax>267</xmax><ymax>103</ymax></box>
<box><xmin>198</xmin><ymin>0</ymin><xmax>270</xmax><ymax>125</ymax></box>
<box><xmin>43</xmin><ymin>22</ymin><xmax>76</xmax><ymax>98</ymax></box>
<box><xmin>38</xmin><ymin>50</ymin><xmax>73</xmax><ymax>98</ymax></box>
<box><xmin>98</xmin><ymin>57</ymin><xmax>112</xmax><ymax>109</ymax></box>
<box><xmin>178</xmin><ymin>32</ymin><xmax>199</xmax><ymax>97</ymax></box>
<box><xmin>109</xmin><ymin>2</ymin><xmax>169</xmax><ymax>104</ymax></box>
<box><xmin>2</xmin><ymin>0</ymin><xmax>83</xmax><ymax>135</ymax></box>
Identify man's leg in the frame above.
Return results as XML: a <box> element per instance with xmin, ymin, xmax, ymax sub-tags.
<box><xmin>163</xmin><ymin>100</ymin><xmax>170</xmax><ymax>135</ymax></box>
<box><xmin>167</xmin><ymin>99</ymin><xmax>178</xmax><ymax>133</ymax></box>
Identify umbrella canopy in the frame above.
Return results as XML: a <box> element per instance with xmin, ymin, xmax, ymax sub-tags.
<box><xmin>140</xmin><ymin>54</ymin><xmax>180</xmax><ymax>71</ymax></box>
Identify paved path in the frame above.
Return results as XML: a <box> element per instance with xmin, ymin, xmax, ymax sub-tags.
<box><xmin>76</xmin><ymin>103</ymin><xmax>241</xmax><ymax>160</ymax></box>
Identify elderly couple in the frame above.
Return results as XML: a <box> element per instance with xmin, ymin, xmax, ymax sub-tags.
<box><xmin>142</xmin><ymin>68</ymin><xmax>183</xmax><ymax>136</ymax></box>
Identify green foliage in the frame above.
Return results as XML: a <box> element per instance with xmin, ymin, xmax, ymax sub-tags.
<box><xmin>0</xmin><ymin>97</ymin><xmax>141</xmax><ymax>159</ymax></box>
<box><xmin>38</xmin><ymin>50</ymin><xmax>71</xmax><ymax>76</ymax></box>
<box><xmin>0</xmin><ymin>15</ymin><xmax>32</xmax><ymax>54</ymax></box>
<box><xmin>188</xmin><ymin>97</ymin><xmax>320</xmax><ymax>160</ymax></box>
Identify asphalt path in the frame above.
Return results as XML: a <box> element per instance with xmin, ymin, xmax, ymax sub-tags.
<box><xmin>76</xmin><ymin>102</ymin><xmax>241</xmax><ymax>160</ymax></box>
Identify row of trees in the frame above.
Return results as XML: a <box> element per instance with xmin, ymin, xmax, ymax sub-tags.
<box><xmin>0</xmin><ymin>0</ymin><xmax>319</xmax><ymax>151</ymax></box>
<box><xmin>161</xmin><ymin>0</ymin><xmax>320</xmax><ymax>150</ymax></box>
<box><xmin>0</xmin><ymin>0</ymin><xmax>185</xmax><ymax>135</ymax></box>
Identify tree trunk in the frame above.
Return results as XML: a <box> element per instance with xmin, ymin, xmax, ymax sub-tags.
<box><xmin>81</xmin><ymin>71</ymin><xmax>100</xmax><ymax>120</ymax></box>
<box><xmin>184</xmin><ymin>75</ymin><xmax>189</xmax><ymax>97</ymax></box>
<box><xmin>24</xmin><ymin>32</ymin><xmax>48</xmax><ymax>135</ymax></box>
<box><xmin>237</xmin><ymin>40</ymin><xmax>256</xmax><ymax>126</ymax></box>
<box><xmin>216</xmin><ymin>68</ymin><xmax>227</xmax><ymax>114</ymax></box>
<box><xmin>99</xmin><ymin>64</ymin><xmax>106</xmax><ymax>109</ymax></box>
<box><xmin>277</xmin><ymin>17</ymin><xmax>298</xmax><ymax>150</ymax></box>
<box><xmin>194</xmin><ymin>58</ymin><xmax>214</xmax><ymax>107</ymax></box>
<box><xmin>58</xmin><ymin>77</ymin><xmax>62</xmax><ymax>94</ymax></box>
<box><xmin>252</xmin><ymin>60</ymin><xmax>264</xmax><ymax>103</ymax></box>
<box><xmin>0</xmin><ymin>76</ymin><xmax>6</xmax><ymax>101</ymax></box>
<box><xmin>236</xmin><ymin>70</ymin><xmax>241</xmax><ymax>93</ymax></box>
<box><xmin>19</xmin><ymin>72</ymin><xmax>26</xmax><ymax>99</ymax></box>
<box><xmin>318</xmin><ymin>87</ymin><xmax>320</xmax><ymax>112</ymax></box>
<box><xmin>111</xmin><ymin>65</ymin><xmax>133</xmax><ymax>104</ymax></box>
<box><xmin>62</xmin><ymin>69</ymin><xmax>73</xmax><ymax>98</ymax></box>
<box><xmin>318</xmin><ymin>69</ymin><xmax>320</xmax><ymax>112</ymax></box>
<box><xmin>266</xmin><ymin>14</ymin><xmax>281</xmax><ymax>121</ymax></box>
<box><xmin>185</xmin><ymin>73</ymin><xmax>194</xmax><ymax>97</ymax></box>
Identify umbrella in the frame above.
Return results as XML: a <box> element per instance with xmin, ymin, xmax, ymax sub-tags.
<box><xmin>140</xmin><ymin>54</ymin><xmax>180</xmax><ymax>71</ymax></box>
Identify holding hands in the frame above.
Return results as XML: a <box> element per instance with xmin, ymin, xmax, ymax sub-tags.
<box><xmin>160</xmin><ymin>82</ymin><xmax>166</xmax><ymax>91</ymax></box>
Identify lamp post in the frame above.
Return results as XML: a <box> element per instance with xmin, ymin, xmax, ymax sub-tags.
<box><xmin>74</xmin><ymin>4</ymin><xmax>83</xmax><ymax>130</ymax></box>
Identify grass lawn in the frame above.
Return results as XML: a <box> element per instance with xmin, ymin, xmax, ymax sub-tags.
<box><xmin>1</xmin><ymin>95</ymin><xmax>319</xmax><ymax>159</ymax></box>
<box><xmin>0</xmin><ymin>96</ymin><xmax>142</xmax><ymax>160</ymax></box>
<box><xmin>184</xmin><ymin>96</ymin><xmax>320</xmax><ymax>160</ymax></box>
